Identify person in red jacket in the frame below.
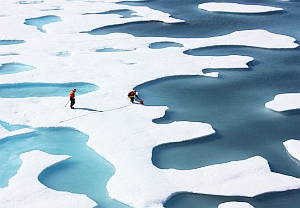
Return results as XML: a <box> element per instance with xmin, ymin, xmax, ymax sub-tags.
<box><xmin>128</xmin><ymin>90</ymin><xmax>141</xmax><ymax>104</ymax></box>
<box><xmin>128</xmin><ymin>90</ymin><xmax>144</xmax><ymax>104</ymax></box>
<box><xmin>69</xmin><ymin>89</ymin><xmax>76</xmax><ymax>109</ymax></box>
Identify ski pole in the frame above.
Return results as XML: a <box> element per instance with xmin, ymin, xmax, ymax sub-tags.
<box><xmin>64</xmin><ymin>100</ymin><xmax>70</xmax><ymax>107</ymax></box>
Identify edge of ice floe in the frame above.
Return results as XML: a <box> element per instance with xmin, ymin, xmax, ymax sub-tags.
<box><xmin>198</xmin><ymin>2</ymin><xmax>283</xmax><ymax>13</ymax></box>
<box><xmin>284</xmin><ymin>139</ymin><xmax>300</xmax><ymax>162</ymax></box>
<box><xmin>265</xmin><ymin>93</ymin><xmax>300</xmax><ymax>112</ymax></box>
<box><xmin>107</xmin><ymin>155</ymin><xmax>300</xmax><ymax>208</ymax></box>
<box><xmin>0</xmin><ymin>150</ymin><xmax>97</xmax><ymax>207</ymax></box>
<box><xmin>0</xmin><ymin>127</ymin><xmax>35</xmax><ymax>140</ymax></box>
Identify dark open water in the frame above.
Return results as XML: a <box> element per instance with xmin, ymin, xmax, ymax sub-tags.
<box><xmin>112</xmin><ymin>0</ymin><xmax>300</xmax><ymax>207</ymax></box>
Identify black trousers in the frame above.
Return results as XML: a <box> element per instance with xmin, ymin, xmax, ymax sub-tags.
<box><xmin>70</xmin><ymin>98</ymin><xmax>75</xmax><ymax>108</ymax></box>
<box><xmin>130</xmin><ymin>97</ymin><xmax>134</xmax><ymax>103</ymax></box>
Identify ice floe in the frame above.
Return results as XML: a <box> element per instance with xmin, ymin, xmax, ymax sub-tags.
<box><xmin>265</xmin><ymin>93</ymin><xmax>300</xmax><ymax>112</ymax></box>
<box><xmin>218</xmin><ymin>201</ymin><xmax>254</xmax><ymax>208</ymax></box>
<box><xmin>198</xmin><ymin>2</ymin><xmax>283</xmax><ymax>13</ymax></box>
<box><xmin>284</xmin><ymin>139</ymin><xmax>300</xmax><ymax>162</ymax></box>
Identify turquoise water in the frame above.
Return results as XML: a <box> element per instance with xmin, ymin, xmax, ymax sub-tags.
<box><xmin>0</xmin><ymin>120</ymin><xmax>28</xmax><ymax>131</ymax></box>
<box><xmin>0</xmin><ymin>62</ymin><xmax>35</xmax><ymax>75</ymax></box>
<box><xmin>24</xmin><ymin>15</ymin><xmax>62</xmax><ymax>33</ymax></box>
<box><xmin>0</xmin><ymin>82</ymin><xmax>99</xmax><ymax>98</ymax></box>
<box><xmin>0</xmin><ymin>40</ymin><xmax>24</xmax><ymax>45</ymax></box>
<box><xmin>0</xmin><ymin>122</ymin><xmax>128</xmax><ymax>208</ymax></box>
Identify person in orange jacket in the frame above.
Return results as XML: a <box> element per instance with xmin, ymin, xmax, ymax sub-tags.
<box><xmin>69</xmin><ymin>89</ymin><xmax>76</xmax><ymax>109</ymax></box>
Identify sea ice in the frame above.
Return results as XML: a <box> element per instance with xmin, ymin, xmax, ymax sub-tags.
<box><xmin>284</xmin><ymin>139</ymin><xmax>300</xmax><ymax>162</ymax></box>
<box><xmin>198</xmin><ymin>2</ymin><xmax>283</xmax><ymax>13</ymax></box>
<box><xmin>218</xmin><ymin>201</ymin><xmax>254</xmax><ymax>208</ymax></box>
<box><xmin>265</xmin><ymin>93</ymin><xmax>300</xmax><ymax>112</ymax></box>
<box><xmin>0</xmin><ymin>0</ymin><xmax>299</xmax><ymax>207</ymax></box>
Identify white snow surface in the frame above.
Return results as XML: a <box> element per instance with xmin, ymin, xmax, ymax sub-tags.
<box><xmin>0</xmin><ymin>0</ymin><xmax>300</xmax><ymax>208</ymax></box>
<box><xmin>218</xmin><ymin>201</ymin><xmax>254</xmax><ymax>208</ymax></box>
<box><xmin>284</xmin><ymin>139</ymin><xmax>300</xmax><ymax>162</ymax></box>
<box><xmin>265</xmin><ymin>93</ymin><xmax>300</xmax><ymax>112</ymax></box>
<box><xmin>198</xmin><ymin>2</ymin><xmax>283</xmax><ymax>13</ymax></box>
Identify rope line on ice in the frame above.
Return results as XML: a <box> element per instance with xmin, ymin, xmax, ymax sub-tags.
<box><xmin>59</xmin><ymin>104</ymin><xmax>131</xmax><ymax>123</ymax></box>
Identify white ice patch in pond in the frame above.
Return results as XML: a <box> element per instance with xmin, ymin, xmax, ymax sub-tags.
<box><xmin>284</xmin><ymin>139</ymin><xmax>300</xmax><ymax>162</ymax></box>
<box><xmin>218</xmin><ymin>201</ymin><xmax>254</xmax><ymax>208</ymax></box>
<box><xmin>0</xmin><ymin>0</ymin><xmax>300</xmax><ymax>207</ymax></box>
<box><xmin>198</xmin><ymin>2</ymin><xmax>283</xmax><ymax>13</ymax></box>
<box><xmin>265</xmin><ymin>93</ymin><xmax>300</xmax><ymax>112</ymax></box>
<box><xmin>0</xmin><ymin>150</ymin><xmax>97</xmax><ymax>207</ymax></box>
